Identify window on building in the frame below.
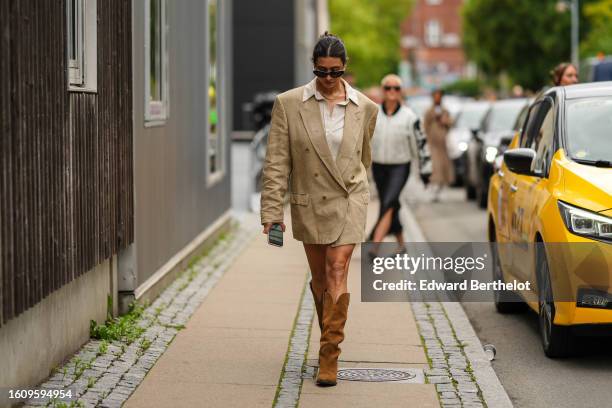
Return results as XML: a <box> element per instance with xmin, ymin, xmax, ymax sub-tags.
<box><xmin>426</xmin><ymin>0</ymin><xmax>442</xmax><ymax>4</ymax></box>
<box><xmin>145</xmin><ymin>0</ymin><xmax>168</xmax><ymax>123</ymax></box>
<box><xmin>207</xmin><ymin>0</ymin><xmax>223</xmax><ymax>181</ymax></box>
<box><xmin>67</xmin><ymin>0</ymin><xmax>97</xmax><ymax>92</ymax></box>
<box><xmin>425</xmin><ymin>20</ymin><xmax>441</xmax><ymax>47</ymax></box>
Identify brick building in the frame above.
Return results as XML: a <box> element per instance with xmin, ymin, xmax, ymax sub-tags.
<box><xmin>400</xmin><ymin>0</ymin><xmax>471</xmax><ymax>90</ymax></box>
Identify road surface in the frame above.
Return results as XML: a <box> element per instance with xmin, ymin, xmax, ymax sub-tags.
<box><xmin>404</xmin><ymin>183</ymin><xmax>612</xmax><ymax>408</ymax></box>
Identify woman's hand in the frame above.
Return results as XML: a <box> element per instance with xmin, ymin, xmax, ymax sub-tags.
<box><xmin>263</xmin><ymin>222</ymin><xmax>286</xmax><ymax>234</ymax></box>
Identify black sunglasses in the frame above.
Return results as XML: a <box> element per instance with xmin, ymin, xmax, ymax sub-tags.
<box><xmin>383</xmin><ymin>85</ymin><xmax>401</xmax><ymax>91</ymax></box>
<box><xmin>313</xmin><ymin>69</ymin><xmax>345</xmax><ymax>78</ymax></box>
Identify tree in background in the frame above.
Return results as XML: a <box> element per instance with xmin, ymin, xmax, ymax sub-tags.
<box><xmin>582</xmin><ymin>0</ymin><xmax>612</xmax><ymax>56</ymax></box>
<box><xmin>462</xmin><ymin>0</ymin><xmax>571</xmax><ymax>91</ymax></box>
<box><xmin>329</xmin><ymin>0</ymin><xmax>412</xmax><ymax>88</ymax></box>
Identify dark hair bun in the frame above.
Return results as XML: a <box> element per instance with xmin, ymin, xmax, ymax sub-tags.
<box><xmin>312</xmin><ymin>32</ymin><xmax>347</xmax><ymax>65</ymax></box>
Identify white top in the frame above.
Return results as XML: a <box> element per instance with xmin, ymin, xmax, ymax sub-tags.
<box><xmin>302</xmin><ymin>78</ymin><xmax>360</xmax><ymax>161</ymax></box>
<box><xmin>371</xmin><ymin>104</ymin><xmax>419</xmax><ymax>164</ymax></box>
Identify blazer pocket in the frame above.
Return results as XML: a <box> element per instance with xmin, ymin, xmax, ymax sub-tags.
<box><xmin>361</xmin><ymin>192</ymin><xmax>370</xmax><ymax>204</ymax></box>
<box><xmin>290</xmin><ymin>192</ymin><xmax>310</xmax><ymax>206</ymax></box>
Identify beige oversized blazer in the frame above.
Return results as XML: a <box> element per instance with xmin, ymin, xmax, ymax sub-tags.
<box><xmin>260</xmin><ymin>81</ymin><xmax>379</xmax><ymax>244</ymax></box>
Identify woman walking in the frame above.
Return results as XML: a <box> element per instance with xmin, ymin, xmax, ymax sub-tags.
<box><xmin>260</xmin><ymin>32</ymin><xmax>378</xmax><ymax>386</ymax></box>
<box><xmin>368</xmin><ymin>75</ymin><xmax>419</xmax><ymax>254</ymax></box>
<box><xmin>423</xmin><ymin>89</ymin><xmax>454</xmax><ymax>202</ymax></box>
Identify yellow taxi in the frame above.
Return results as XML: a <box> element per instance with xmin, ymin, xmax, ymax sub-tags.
<box><xmin>487</xmin><ymin>82</ymin><xmax>612</xmax><ymax>357</ymax></box>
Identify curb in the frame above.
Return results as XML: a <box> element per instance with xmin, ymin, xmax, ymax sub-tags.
<box><xmin>400</xmin><ymin>204</ymin><xmax>514</xmax><ymax>408</ymax></box>
<box><xmin>272</xmin><ymin>272</ymin><xmax>315</xmax><ymax>408</ymax></box>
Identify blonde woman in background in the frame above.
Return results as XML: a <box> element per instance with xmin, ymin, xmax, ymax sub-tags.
<box><xmin>368</xmin><ymin>74</ymin><xmax>419</xmax><ymax>256</ymax></box>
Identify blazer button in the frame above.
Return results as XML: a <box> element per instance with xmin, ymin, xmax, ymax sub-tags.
<box><xmin>322</xmin><ymin>195</ymin><xmax>327</xmax><ymax>200</ymax></box>
<box><xmin>305</xmin><ymin>147</ymin><xmax>310</xmax><ymax>152</ymax></box>
<box><xmin>357</xmin><ymin>149</ymin><xmax>361</xmax><ymax>154</ymax></box>
<box><xmin>314</xmin><ymin>173</ymin><xmax>319</xmax><ymax>177</ymax></box>
<box><xmin>351</xmin><ymin>175</ymin><xmax>355</xmax><ymax>180</ymax></box>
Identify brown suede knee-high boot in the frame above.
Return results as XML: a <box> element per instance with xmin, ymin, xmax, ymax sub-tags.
<box><xmin>309</xmin><ymin>281</ymin><xmax>323</xmax><ymax>331</ymax></box>
<box><xmin>316</xmin><ymin>291</ymin><xmax>350</xmax><ymax>386</ymax></box>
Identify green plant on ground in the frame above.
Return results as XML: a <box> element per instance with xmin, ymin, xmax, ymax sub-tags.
<box><xmin>90</xmin><ymin>301</ymin><xmax>146</xmax><ymax>344</ymax></box>
<box><xmin>153</xmin><ymin>303</ymin><xmax>166</xmax><ymax>318</ymax></box>
<box><xmin>139</xmin><ymin>337</ymin><xmax>152</xmax><ymax>355</ymax></box>
<box><xmin>106</xmin><ymin>294</ymin><xmax>113</xmax><ymax>321</ymax></box>
<box><xmin>72</xmin><ymin>357</ymin><xmax>91</xmax><ymax>381</ymax></box>
<box><xmin>87</xmin><ymin>376</ymin><xmax>96</xmax><ymax>389</ymax></box>
<box><xmin>97</xmin><ymin>340</ymin><xmax>109</xmax><ymax>356</ymax></box>
<box><xmin>47</xmin><ymin>398</ymin><xmax>84</xmax><ymax>408</ymax></box>
<box><xmin>187</xmin><ymin>267</ymin><xmax>199</xmax><ymax>282</ymax></box>
<box><xmin>162</xmin><ymin>323</ymin><xmax>186</xmax><ymax>330</ymax></box>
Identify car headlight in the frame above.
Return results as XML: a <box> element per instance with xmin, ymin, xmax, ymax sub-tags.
<box><xmin>558</xmin><ymin>201</ymin><xmax>612</xmax><ymax>241</ymax></box>
<box><xmin>485</xmin><ymin>146</ymin><xmax>498</xmax><ymax>163</ymax></box>
<box><xmin>458</xmin><ymin>141</ymin><xmax>468</xmax><ymax>152</ymax></box>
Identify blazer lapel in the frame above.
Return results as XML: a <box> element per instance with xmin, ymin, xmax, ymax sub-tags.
<box><xmin>299</xmin><ymin>98</ymin><xmax>346</xmax><ymax>190</ymax></box>
<box><xmin>335</xmin><ymin>102</ymin><xmax>363</xmax><ymax>176</ymax></box>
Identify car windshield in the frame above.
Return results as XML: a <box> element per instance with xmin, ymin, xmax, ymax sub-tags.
<box><xmin>489</xmin><ymin>102</ymin><xmax>524</xmax><ymax>132</ymax></box>
<box><xmin>566</xmin><ymin>97</ymin><xmax>612</xmax><ymax>163</ymax></box>
<box><xmin>455</xmin><ymin>105</ymin><xmax>488</xmax><ymax>129</ymax></box>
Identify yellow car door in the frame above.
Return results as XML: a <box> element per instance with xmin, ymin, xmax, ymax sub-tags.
<box><xmin>494</xmin><ymin>135</ymin><xmax>518</xmax><ymax>277</ymax></box>
<box><xmin>511</xmin><ymin>99</ymin><xmax>555</xmax><ymax>282</ymax></box>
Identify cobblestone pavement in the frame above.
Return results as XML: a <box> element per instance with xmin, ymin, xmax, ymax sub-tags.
<box><xmin>399</xmin><ymin>187</ymin><xmax>513</xmax><ymax>408</ymax></box>
<box><xmin>272</xmin><ymin>274</ymin><xmax>315</xmax><ymax>408</ymax></box>
<box><xmin>412</xmin><ymin>302</ymin><xmax>485</xmax><ymax>408</ymax></box>
<box><xmin>24</xmin><ymin>214</ymin><xmax>258</xmax><ymax>408</ymax></box>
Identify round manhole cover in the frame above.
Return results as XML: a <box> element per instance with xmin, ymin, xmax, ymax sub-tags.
<box><xmin>337</xmin><ymin>368</ymin><xmax>415</xmax><ymax>382</ymax></box>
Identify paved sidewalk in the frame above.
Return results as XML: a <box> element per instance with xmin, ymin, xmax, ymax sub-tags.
<box><xmin>21</xmin><ymin>187</ymin><xmax>511</xmax><ymax>407</ymax></box>
<box><xmin>300</xmin><ymin>260</ymin><xmax>438</xmax><ymax>408</ymax></box>
<box><xmin>124</xmin><ymin>204</ymin><xmax>440</xmax><ymax>407</ymax></box>
<box><xmin>124</xmin><ymin>213</ymin><xmax>307</xmax><ymax>407</ymax></box>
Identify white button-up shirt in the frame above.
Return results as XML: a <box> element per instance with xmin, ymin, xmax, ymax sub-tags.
<box><xmin>302</xmin><ymin>78</ymin><xmax>360</xmax><ymax>161</ymax></box>
<box><xmin>371</xmin><ymin>104</ymin><xmax>419</xmax><ymax>164</ymax></box>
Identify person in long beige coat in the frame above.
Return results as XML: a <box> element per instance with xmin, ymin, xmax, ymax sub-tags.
<box><xmin>260</xmin><ymin>32</ymin><xmax>378</xmax><ymax>387</ymax></box>
<box><xmin>423</xmin><ymin>89</ymin><xmax>454</xmax><ymax>201</ymax></box>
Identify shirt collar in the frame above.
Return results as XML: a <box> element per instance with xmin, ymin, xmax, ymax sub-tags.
<box><xmin>381</xmin><ymin>102</ymin><xmax>402</xmax><ymax>116</ymax></box>
<box><xmin>302</xmin><ymin>78</ymin><xmax>360</xmax><ymax>106</ymax></box>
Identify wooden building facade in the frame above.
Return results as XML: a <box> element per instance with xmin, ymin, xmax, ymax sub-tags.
<box><xmin>0</xmin><ymin>0</ymin><xmax>133</xmax><ymax>327</ymax></box>
<box><xmin>0</xmin><ymin>0</ymin><xmax>234</xmax><ymax>393</ymax></box>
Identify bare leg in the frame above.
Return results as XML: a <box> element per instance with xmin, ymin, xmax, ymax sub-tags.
<box><xmin>303</xmin><ymin>243</ymin><xmax>327</xmax><ymax>297</ymax></box>
<box><xmin>372</xmin><ymin>207</ymin><xmax>394</xmax><ymax>242</ymax></box>
<box><xmin>432</xmin><ymin>183</ymin><xmax>442</xmax><ymax>202</ymax></box>
<box><xmin>325</xmin><ymin>244</ymin><xmax>355</xmax><ymax>302</ymax></box>
<box><xmin>394</xmin><ymin>232</ymin><xmax>407</xmax><ymax>252</ymax></box>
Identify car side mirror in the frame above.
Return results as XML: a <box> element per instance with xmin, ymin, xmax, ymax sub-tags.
<box><xmin>503</xmin><ymin>148</ymin><xmax>538</xmax><ymax>176</ymax></box>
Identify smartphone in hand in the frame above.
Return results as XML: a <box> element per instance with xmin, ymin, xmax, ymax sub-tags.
<box><xmin>268</xmin><ymin>223</ymin><xmax>283</xmax><ymax>247</ymax></box>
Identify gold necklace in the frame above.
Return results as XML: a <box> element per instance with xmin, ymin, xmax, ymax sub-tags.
<box><xmin>321</xmin><ymin>91</ymin><xmax>345</xmax><ymax>101</ymax></box>
<box><xmin>317</xmin><ymin>82</ymin><xmax>345</xmax><ymax>101</ymax></box>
